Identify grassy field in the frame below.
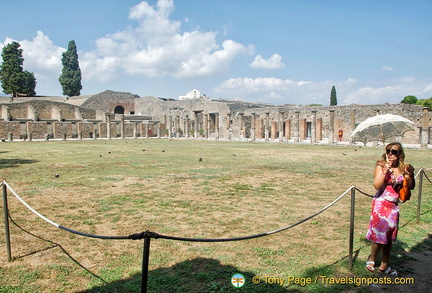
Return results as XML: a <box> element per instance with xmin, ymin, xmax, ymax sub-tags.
<box><xmin>0</xmin><ymin>139</ymin><xmax>431</xmax><ymax>292</ymax></box>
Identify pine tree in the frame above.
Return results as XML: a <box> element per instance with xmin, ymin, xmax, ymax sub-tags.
<box><xmin>59</xmin><ymin>40</ymin><xmax>82</xmax><ymax>97</ymax></box>
<box><xmin>0</xmin><ymin>41</ymin><xmax>36</xmax><ymax>97</ymax></box>
<box><xmin>330</xmin><ymin>85</ymin><xmax>337</xmax><ymax>106</ymax></box>
<box><xmin>21</xmin><ymin>71</ymin><xmax>37</xmax><ymax>96</ymax></box>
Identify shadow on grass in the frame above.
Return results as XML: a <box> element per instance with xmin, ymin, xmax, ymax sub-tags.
<box><xmin>81</xmin><ymin>257</ymin><xmax>300</xmax><ymax>293</ymax></box>
<box><xmin>0</xmin><ymin>158</ymin><xmax>38</xmax><ymax>169</ymax></box>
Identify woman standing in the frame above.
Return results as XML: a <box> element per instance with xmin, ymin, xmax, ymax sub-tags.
<box><xmin>365</xmin><ymin>142</ymin><xmax>415</xmax><ymax>275</ymax></box>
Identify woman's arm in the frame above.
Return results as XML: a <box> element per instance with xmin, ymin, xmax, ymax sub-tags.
<box><xmin>405</xmin><ymin>164</ymin><xmax>416</xmax><ymax>190</ymax></box>
<box><xmin>373</xmin><ymin>163</ymin><xmax>388</xmax><ymax>190</ymax></box>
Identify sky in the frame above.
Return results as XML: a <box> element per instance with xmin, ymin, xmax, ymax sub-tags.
<box><xmin>1</xmin><ymin>0</ymin><xmax>431</xmax><ymax>106</ymax></box>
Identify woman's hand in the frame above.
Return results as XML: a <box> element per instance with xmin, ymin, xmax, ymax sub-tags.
<box><xmin>404</xmin><ymin>164</ymin><xmax>415</xmax><ymax>190</ymax></box>
<box><xmin>383</xmin><ymin>161</ymin><xmax>392</xmax><ymax>174</ymax></box>
<box><xmin>405</xmin><ymin>164</ymin><xmax>414</xmax><ymax>177</ymax></box>
<box><xmin>374</xmin><ymin>164</ymin><xmax>389</xmax><ymax>190</ymax></box>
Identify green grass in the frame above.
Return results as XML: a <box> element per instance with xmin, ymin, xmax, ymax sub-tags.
<box><xmin>0</xmin><ymin>139</ymin><xmax>431</xmax><ymax>292</ymax></box>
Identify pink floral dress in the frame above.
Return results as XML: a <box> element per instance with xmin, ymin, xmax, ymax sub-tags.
<box><xmin>366</xmin><ymin>172</ymin><xmax>404</xmax><ymax>244</ymax></box>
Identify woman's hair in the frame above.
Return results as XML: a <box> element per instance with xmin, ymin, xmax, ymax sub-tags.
<box><xmin>377</xmin><ymin>142</ymin><xmax>406</xmax><ymax>171</ymax></box>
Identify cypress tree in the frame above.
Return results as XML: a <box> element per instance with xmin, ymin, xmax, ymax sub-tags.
<box><xmin>59</xmin><ymin>40</ymin><xmax>82</xmax><ymax>97</ymax></box>
<box><xmin>0</xmin><ymin>41</ymin><xmax>36</xmax><ymax>97</ymax></box>
<box><xmin>330</xmin><ymin>85</ymin><xmax>337</xmax><ymax>106</ymax></box>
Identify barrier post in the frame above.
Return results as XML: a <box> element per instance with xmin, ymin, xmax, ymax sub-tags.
<box><xmin>416</xmin><ymin>170</ymin><xmax>424</xmax><ymax>224</ymax></box>
<box><xmin>140</xmin><ymin>237</ymin><xmax>151</xmax><ymax>293</ymax></box>
<box><xmin>2</xmin><ymin>182</ymin><xmax>12</xmax><ymax>262</ymax></box>
<box><xmin>348</xmin><ymin>187</ymin><xmax>355</xmax><ymax>270</ymax></box>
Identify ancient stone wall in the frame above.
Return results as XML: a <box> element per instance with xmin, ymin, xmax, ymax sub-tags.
<box><xmin>77</xmin><ymin>122</ymin><xmax>96</xmax><ymax>139</ymax></box>
<box><xmin>0</xmin><ymin>100</ymin><xmax>96</xmax><ymax>121</ymax></box>
<box><xmin>0</xmin><ymin>91</ymin><xmax>430</xmax><ymax>145</ymax></box>
<box><xmin>53</xmin><ymin>122</ymin><xmax>73</xmax><ymax>139</ymax></box>
<box><xmin>27</xmin><ymin>122</ymin><xmax>48</xmax><ymax>140</ymax></box>
<box><xmin>81</xmin><ymin>90</ymin><xmax>139</xmax><ymax>113</ymax></box>
<box><xmin>0</xmin><ymin>121</ymin><xmax>20</xmax><ymax>140</ymax></box>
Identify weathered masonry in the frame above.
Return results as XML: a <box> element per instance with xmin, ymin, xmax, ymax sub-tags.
<box><xmin>0</xmin><ymin>90</ymin><xmax>431</xmax><ymax>146</ymax></box>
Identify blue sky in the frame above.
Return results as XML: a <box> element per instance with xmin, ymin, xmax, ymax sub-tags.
<box><xmin>1</xmin><ymin>0</ymin><xmax>431</xmax><ymax>105</ymax></box>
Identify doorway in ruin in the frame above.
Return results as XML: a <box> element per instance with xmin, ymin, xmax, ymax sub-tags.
<box><xmin>114</xmin><ymin>106</ymin><xmax>125</xmax><ymax>114</ymax></box>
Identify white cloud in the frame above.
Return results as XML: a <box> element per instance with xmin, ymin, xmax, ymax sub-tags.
<box><xmin>215</xmin><ymin>77</ymin><xmax>330</xmax><ymax>104</ymax></box>
<box><xmin>215</xmin><ymin>76</ymin><xmax>432</xmax><ymax>105</ymax></box>
<box><xmin>1</xmin><ymin>0</ymin><xmax>250</xmax><ymax>95</ymax></box>
<box><xmin>1</xmin><ymin>32</ymin><xmax>64</xmax><ymax>78</ymax></box>
<box><xmin>80</xmin><ymin>0</ymin><xmax>247</xmax><ymax>81</ymax></box>
<box><xmin>382</xmin><ymin>65</ymin><xmax>394</xmax><ymax>71</ymax></box>
<box><xmin>20</xmin><ymin>31</ymin><xmax>65</xmax><ymax>77</ymax></box>
<box><xmin>250</xmin><ymin>54</ymin><xmax>285</xmax><ymax>69</ymax></box>
<box><xmin>342</xmin><ymin>78</ymin><xmax>432</xmax><ymax>104</ymax></box>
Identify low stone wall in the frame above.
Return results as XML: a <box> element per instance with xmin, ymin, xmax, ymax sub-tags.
<box><xmin>0</xmin><ymin>121</ymin><xmax>160</xmax><ymax>141</ymax></box>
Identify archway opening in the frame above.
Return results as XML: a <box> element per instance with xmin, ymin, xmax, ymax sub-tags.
<box><xmin>114</xmin><ymin>106</ymin><xmax>125</xmax><ymax>114</ymax></box>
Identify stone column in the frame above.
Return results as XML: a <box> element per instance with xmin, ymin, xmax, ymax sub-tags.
<box><xmin>250</xmin><ymin>113</ymin><xmax>256</xmax><ymax>141</ymax></box>
<box><xmin>238</xmin><ymin>113</ymin><xmax>244</xmax><ymax>140</ymax></box>
<box><xmin>311</xmin><ymin>110</ymin><xmax>317</xmax><ymax>144</ymax></box>
<box><xmin>133</xmin><ymin>123</ymin><xmax>138</xmax><ymax>139</ymax></box>
<box><xmin>264</xmin><ymin>112</ymin><xmax>270</xmax><ymax>142</ymax></box>
<box><xmin>215</xmin><ymin>113</ymin><xmax>220</xmax><ymax>140</ymax></box>
<box><xmin>77</xmin><ymin>123</ymin><xmax>83</xmax><ymax>140</ymax></box>
<box><xmin>157</xmin><ymin>123</ymin><xmax>161</xmax><ymax>138</ymax></box>
<box><xmin>278</xmin><ymin>112</ymin><xmax>284</xmax><ymax>142</ymax></box>
<box><xmin>175</xmin><ymin>116</ymin><xmax>180</xmax><ymax>138</ymax></box>
<box><xmin>329</xmin><ymin>110</ymin><xmax>335</xmax><ymax>144</ymax></box>
<box><xmin>294</xmin><ymin>111</ymin><xmax>300</xmax><ymax>142</ymax></box>
<box><xmin>120</xmin><ymin>114</ymin><xmax>125</xmax><ymax>139</ymax></box>
<box><xmin>168</xmin><ymin>116</ymin><xmax>172</xmax><ymax>138</ymax></box>
<box><xmin>204</xmin><ymin>113</ymin><xmax>209</xmax><ymax>138</ymax></box>
<box><xmin>185</xmin><ymin>115</ymin><xmax>189</xmax><ymax>138</ymax></box>
<box><xmin>145</xmin><ymin>123</ymin><xmax>149</xmax><ymax>138</ymax></box>
<box><xmin>285</xmin><ymin>118</ymin><xmax>290</xmax><ymax>140</ymax></box>
<box><xmin>317</xmin><ymin>118</ymin><xmax>322</xmax><ymax>141</ymax></box>
<box><xmin>421</xmin><ymin>107</ymin><xmax>430</xmax><ymax>147</ymax></box>
<box><xmin>193</xmin><ymin>112</ymin><xmax>199</xmax><ymax>138</ymax></box>
<box><xmin>226</xmin><ymin>113</ymin><xmax>231</xmax><ymax>139</ymax></box>
<box><xmin>107</xmin><ymin>114</ymin><xmax>111</xmax><ymax>140</ymax></box>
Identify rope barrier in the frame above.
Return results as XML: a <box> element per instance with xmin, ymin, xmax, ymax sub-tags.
<box><xmin>3</xmin><ymin>168</ymin><xmax>430</xmax><ymax>242</ymax></box>
<box><xmin>2</xmin><ymin>181</ymin><xmax>131</xmax><ymax>240</ymax></box>
<box><xmin>154</xmin><ymin>186</ymin><xmax>354</xmax><ymax>242</ymax></box>
<box><xmin>423</xmin><ymin>170</ymin><xmax>432</xmax><ymax>184</ymax></box>
<box><xmin>3</xmin><ymin>170</ymin><xmax>430</xmax><ymax>293</ymax></box>
<box><xmin>3</xmin><ymin>180</ymin><xmax>353</xmax><ymax>242</ymax></box>
<box><xmin>354</xmin><ymin>188</ymin><xmax>374</xmax><ymax>197</ymax></box>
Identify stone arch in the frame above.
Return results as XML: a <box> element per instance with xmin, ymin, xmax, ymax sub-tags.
<box><xmin>114</xmin><ymin>105</ymin><xmax>125</xmax><ymax>114</ymax></box>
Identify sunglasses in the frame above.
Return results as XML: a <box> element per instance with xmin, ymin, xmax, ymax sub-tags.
<box><xmin>386</xmin><ymin>149</ymin><xmax>399</xmax><ymax>156</ymax></box>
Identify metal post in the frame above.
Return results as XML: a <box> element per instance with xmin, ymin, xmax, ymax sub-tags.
<box><xmin>416</xmin><ymin>170</ymin><xmax>424</xmax><ymax>224</ymax></box>
<box><xmin>2</xmin><ymin>183</ymin><xmax>12</xmax><ymax>262</ymax></box>
<box><xmin>348</xmin><ymin>187</ymin><xmax>355</xmax><ymax>270</ymax></box>
<box><xmin>140</xmin><ymin>237</ymin><xmax>151</xmax><ymax>293</ymax></box>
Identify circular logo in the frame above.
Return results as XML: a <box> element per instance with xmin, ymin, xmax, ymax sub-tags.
<box><xmin>231</xmin><ymin>273</ymin><xmax>245</xmax><ymax>288</ymax></box>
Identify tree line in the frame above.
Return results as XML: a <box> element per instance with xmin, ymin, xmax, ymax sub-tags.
<box><xmin>400</xmin><ymin>95</ymin><xmax>432</xmax><ymax>109</ymax></box>
<box><xmin>0</xmin><ymin>40</ymin><xmax>82</xmax><ymax>97</ymax></box>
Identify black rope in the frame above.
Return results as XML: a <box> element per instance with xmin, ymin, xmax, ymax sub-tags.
<box><xmin>423</xmin><ymin>170</ymin><xmax>432</xmax><ymax>184</ymax></box>
<box><xmin>2</xmin><ymin>180</ymin><xmax>351</xmax><ymax>242</ymax></box>
<box><xmin>355</xmin><ymin>188</ymin><xmax>374</xmax><ymax>198</ymax></box>
<box><xmin>58</xmin><ymin>225</ymin><xmax>131</xmax><ymax>240</ymax></box>
<box><xmin>127</xmin><ymin>187</ymin><xmax>352</xmax><ymax>242</ymax></box>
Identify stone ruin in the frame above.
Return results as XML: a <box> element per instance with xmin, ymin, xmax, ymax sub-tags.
<box><xmin>0</xmin><ymin>90</ymin><xmax>430</xmax><ymax>146</ymax></box>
